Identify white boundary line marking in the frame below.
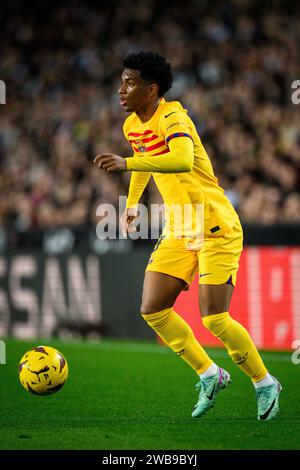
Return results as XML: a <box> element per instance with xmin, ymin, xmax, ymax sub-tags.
<box><xmin>49</xmin><ymin>340</ymin><xmax>293</xmax><ymax>362</ymax></box>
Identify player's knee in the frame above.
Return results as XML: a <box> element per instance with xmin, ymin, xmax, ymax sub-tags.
<box><xmin>140</xmin><ymin>299</ymin><xmax>176</xmax><ymax>315</ymax></box>
<box><xmin>140</xmin><ymin>303</ymin><xmax>172</xmax><ymax>316</ymax></box>
<box><xmin>202</xmin><ymin>314</ymin><xmax>217</xmax><ymax>332</ymax></box>
<box><xmin>202</xmin><ymin>312</ymin><xmax>230</xmax><ymax>337</ymax></box>
<box><xmin>201</xmin><ymin>299</ymin><xmax>225</xmax><ymax>316</ymax></box>
<box><xmin>140</xmin><ymin>304</ymin><xmax>160</xmax><ymax>316</ymax></box>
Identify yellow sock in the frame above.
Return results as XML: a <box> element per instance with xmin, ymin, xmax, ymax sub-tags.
<box><xmin>142</xmin><ymin>308</ymin><xmax>212</xmax><ymax>374</ymax></box>
<box><xmin>202</xmin><ymin>312</ymin><xmax>267</xmax><ymax>382</ymax></box>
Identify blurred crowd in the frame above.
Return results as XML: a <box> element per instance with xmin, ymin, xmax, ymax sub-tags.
<box><xmin>1</xmin><ymin>0</ymin><xmax>300</xmax><ymax>246</ymax></box>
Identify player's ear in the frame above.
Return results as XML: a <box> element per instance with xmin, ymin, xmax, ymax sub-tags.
<box><xmin>148</xmin><ymin>83</ymin><xmax>159</xmax><ymax>99</ymax></box>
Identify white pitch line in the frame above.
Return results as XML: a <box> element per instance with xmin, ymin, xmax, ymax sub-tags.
<box><xmin>48</xmin><ymin>339</ymin><xmax>293</xmax><ymax>363</ymax></box>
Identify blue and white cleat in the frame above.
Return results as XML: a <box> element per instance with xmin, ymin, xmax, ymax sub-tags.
<box><xmin>256</xmin><ymin>376</ymin><xmax>282</xmax><ymax>421</ymax></box>
<box><xmin>192</xmin><ymin>367</ymin><xmax>231</xmax><ymax>418</ymax></box>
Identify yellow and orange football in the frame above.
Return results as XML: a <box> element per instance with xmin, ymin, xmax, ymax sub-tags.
<box><xmin>18</xmin><ymin>346</ymin><xmax>68</xmax><ymax>395</ymax></box>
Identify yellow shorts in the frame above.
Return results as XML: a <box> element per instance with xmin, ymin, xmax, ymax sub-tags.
<box><xmin>146</xmin><ymin>219</ymin><xmax>243</xmax><ymax>287</ymax></box>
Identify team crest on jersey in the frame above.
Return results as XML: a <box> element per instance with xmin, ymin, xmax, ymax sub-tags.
<box><xmin>135</xmin><ymin>139</ymin><xmax>146</xmax><ymax>152</ymax></box>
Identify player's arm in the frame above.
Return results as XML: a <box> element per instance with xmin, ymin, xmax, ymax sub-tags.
<box><xmin>125</xmin><ymin>136</ymin><xmax>193</xmax><ymax>173</ymax></box>
<box><xmin>121</xmin><ymin>171</ymin><xmax>151</xmax><ymax>236</ymax></box>
<box><xmin>127</xmin><ymin>110</ymin><xmax>195</xmax><ymax>173</ymax></box>
<box><xmin>93</xmin><ymin>137</ymin><xmax>193</xmax><ymax>173</ymax></box>
<box><xmin>126</xmin><ymin>171</ymin><xmax>151</xmax><ymax>209</ymax></box>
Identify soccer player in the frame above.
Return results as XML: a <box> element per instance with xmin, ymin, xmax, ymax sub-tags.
<box><xmin>94</xmin><ymin>51</ymin><xmax>282</xmax><ymax>421</ymax></box>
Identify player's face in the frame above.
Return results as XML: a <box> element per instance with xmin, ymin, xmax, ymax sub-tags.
<box><xmin>119</xmin><ymin>69</ymin><xmax>151</xmax><ymax>113</ymax></box>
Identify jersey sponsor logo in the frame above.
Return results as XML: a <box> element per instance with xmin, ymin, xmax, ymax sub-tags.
<box><xmin>199</xmin><ymin>272</ymin><xmax>212</xmax><ymax>277</ymax></box>
<box><xmin>166</xmin><ymin>122</ymin><xmax>186</xmax><ymax>131</ymax></box>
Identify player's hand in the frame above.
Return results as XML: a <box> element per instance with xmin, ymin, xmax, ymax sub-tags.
<box><xmin>94</xmin><ymin>153</ymin><xmax>127</xmax><ymax>172</ymax></box>
<box><xmin>120</xmin><ymin>208</ymin><xmax>138</xmax><ymax>237</ymax></box>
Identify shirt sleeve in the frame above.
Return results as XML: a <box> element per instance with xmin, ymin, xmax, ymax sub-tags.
<box><xmin>126</xmin><ymin>171</ymin><xmax>151</xmax><ymax>208</ymax></box>
<box><xmin>125</xmin><ymin>136</ymin><xmax>194</xmax><ymax>173</ymax></box>
<box><xmin>159</xmin><ymin>110</ymin><xmax>193</xmax><ymax>145</ymax></box>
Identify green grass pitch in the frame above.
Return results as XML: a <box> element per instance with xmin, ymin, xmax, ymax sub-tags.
<box><xmin>0</xmin><ymin>338</ymin><xmax>299</xmax><ymax>450</ymax></box>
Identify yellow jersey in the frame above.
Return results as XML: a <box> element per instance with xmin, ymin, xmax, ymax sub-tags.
<box><xmin>123</xmin><ymin>99</ymin><xmax>240</xmax><ymax>238</ymax></box>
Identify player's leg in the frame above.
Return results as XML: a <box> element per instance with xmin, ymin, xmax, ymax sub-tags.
<box><xmin>141</xmin><ymin>270</ymin><xmax>185</xmax><ymax>313</ymax></box>
<box><xmin>142</xmin><ymin>235</ymin><xmax>228</xmax><ymax>417</ymax></box>
<box><xmin>198</xmin><ymin>222</ymin><xmax>281</xmax><ymax>420</ymax></box>
<box><xmin>199</xmin><ymin>283</ymin><xmax>282</xmax><ymax>421</ymax></box>
<box><xmin>188</xmin><ymin>282</ymin><xmax>233</xmax><ymax>418</ymax></box>
<box><xmin>141</xmin><ymin>271</ymin><xmax>213</xmax><ymax>375</ymax></box>
<box><xmin>199</xmin><ymin>282</ymin><xmax>268</xmax><ymax>382</ymax></box>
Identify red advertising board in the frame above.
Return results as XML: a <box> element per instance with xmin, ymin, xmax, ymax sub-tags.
<box><xmin>174</xmin><ymin>247</ymin><xmax>300</xmax><ymax>350</ymax></box>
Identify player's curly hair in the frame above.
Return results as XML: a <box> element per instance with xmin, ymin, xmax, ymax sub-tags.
<box><xmin>123</xmin><ymin>50</ymin><xmax>173</xmax><ymax>97</ymax></box>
